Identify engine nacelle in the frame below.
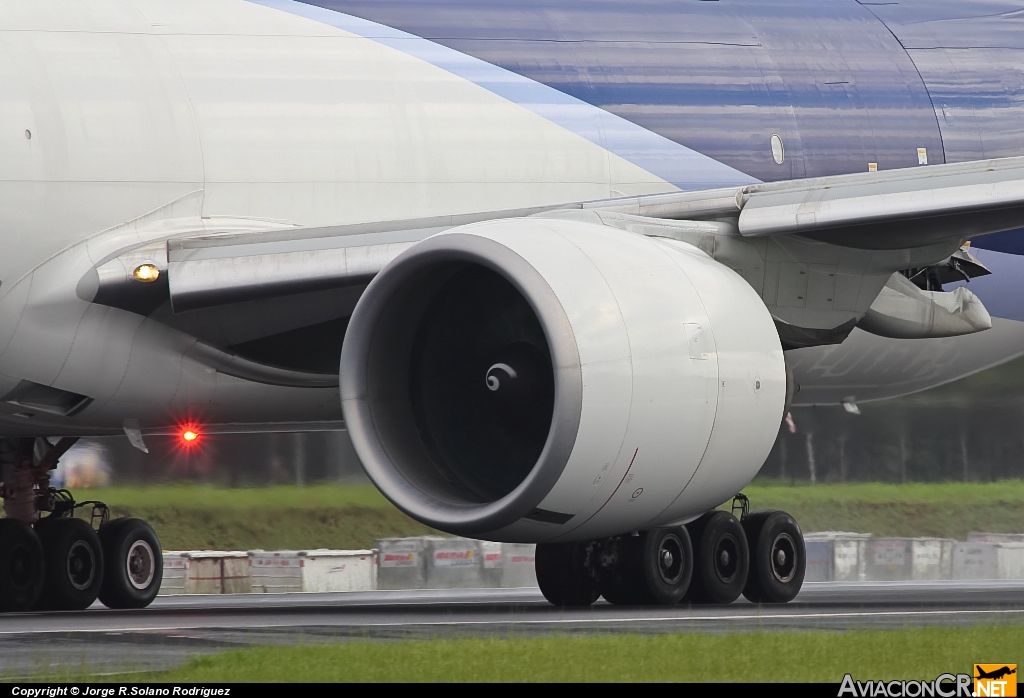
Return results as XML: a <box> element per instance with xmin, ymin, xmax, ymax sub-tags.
<box><xmin>340</xmin><ymin>217</ymin><xmax>785</xmax><ymax>542</ymax></box>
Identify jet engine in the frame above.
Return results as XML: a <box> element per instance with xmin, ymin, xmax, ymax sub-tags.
<box><xmin>340</xmin><ymin>217</ymin><xmax>785</xmax><ymax>543</ymax></box>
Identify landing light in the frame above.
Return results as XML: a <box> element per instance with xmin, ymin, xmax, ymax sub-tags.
<box><xmin>132</xmin><ymin>263</ymin><xmax>161</xmax><ymax>283</ymax></box>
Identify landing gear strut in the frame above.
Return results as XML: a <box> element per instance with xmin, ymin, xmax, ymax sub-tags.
<box><xmin>0</xmin><ymin>437</ymin><xmax>163</xmax><ymax>612</ymax></box>
<box><xmin>535</xmin><ymin>495</ymin><xmax>805</xmax><ymax>607</ymax></box>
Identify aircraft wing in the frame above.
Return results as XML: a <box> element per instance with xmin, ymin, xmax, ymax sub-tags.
<box><xmin>87</xmin><ymin>156</ymin><xmax>1024</xmax><ymax>317</ymax></box>
<box><xmin>735</xmin><ymin>155</ymin><xmax>1024</xmax><ymax>249</ymax></box>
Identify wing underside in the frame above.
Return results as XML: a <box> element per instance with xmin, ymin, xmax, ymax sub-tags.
<box><xmin>81</xmin><ymin>156</ymin><xmax>1024</xmax><ymax>386</ymax></box>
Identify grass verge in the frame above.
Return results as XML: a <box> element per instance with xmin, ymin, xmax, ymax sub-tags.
<box><xmin>72</xmin><ymin>626</ymin><xmax>1024</xmax><ymax>682</ymax></box>
<box><xmin>68</xmin><ymin>480</ymin><xmax>1024</xmax><ymax>550</ymax></box>
<box><xmin>741</xmin><ymin>480</ymin><xmax>1024</xmax><ymax>539</ymax></box>
<box><xmin>95</xmin><ymin>484</ymin><xmax>437</xmax><ymax>550</ymax></box>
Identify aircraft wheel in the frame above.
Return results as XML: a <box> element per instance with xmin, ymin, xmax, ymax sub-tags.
<box><xmin>597</xmin><ymin>577</ymin><xmax>640</xmax><ymax>605</ymax></box>
<box><xmin>742</xmin><ymin>510</ymin><xmax>805</xmax><ymax>603</ymax></box>
<box><xmin>600</xmin><ymin>528</ymin><xmax>692</xmax><ymax>606</ymax></box>
<box><xmin>98</xmin><ymin>518</ymin><xmax>162</xmax><ymax>609</ymax></box>
<box><xmin>35</xmin><ymin>517</ymin><xmax>104</xmax><ymax>610</ymax></box>
<box><xmin>535</xmin><ymin>541</ymin><xmax>599</xmax><ymax>607</ymax></box>
<box><xmin>685</xmin><ymin>510</ymin><xmax>749</xmax><ymax>604</ymax></box>
<box><xmin>638</xmin><ymin>527</ymin><xmax>692</xmax><ymax>605</ymax></box>
<box><xmin>0</xmin><ymin>518</ymin><xmax>45</xmax><ymax>612</ymax></box>
<box><xmin>598</xmin><ymin>535</ymin><xmax>647</xmax><ymax>605</ymax></box>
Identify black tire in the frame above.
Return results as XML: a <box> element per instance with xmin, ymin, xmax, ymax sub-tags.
<box><xmin>0</xmin><ymin>518</ymin><xmax>45</xmax><ymax>612</ymax></box>
<box><xmin>35</xmin><ymin>517</ymin><xmax>104</xmax><ymax>610</ymax></box>
<box><xmin>98</xmin><ymin>518</ymin><xmax>163</xmax><ymax>609</ymax></box>
<box><xmin>599</xmin><ymin>535</ymin><xmax>649</xmax><ymax>605</ymax></box>
<box><xmin>598</xmin><ymin>578</ymin><xmax>641</xmax><ymax>605</ymax></box>
<box><xmin>640</xmin><ymin>527</ymin><xmax>693</xmax><ymax>605</ymax></box>
<box><xmin>741</xmin><ymin>510</ymin><xmax>805</xmax><ymax>604</ymax></box>
<box><xmin>535</xmin><ymin>541</ymin><xmax>599</xmax><ymax>607</ymax></box>
<box><xmin>685</xmin><ymin>510</ymin><xmax>749</xmax><ymax>604</ymax></box>
<box><xmin>600</xmin><ymin>528</ymin><xmax>692</xmax><ymax>606</ymax></box>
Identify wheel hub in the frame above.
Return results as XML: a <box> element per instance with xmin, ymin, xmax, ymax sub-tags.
<box><xmin>657</xmin><ymin>535</ymin><xmax>685</xmax><ymax>585</ymax></box>
<box><xmin>770</xmin><ymin>532</ymin><xmax>797</xmax><ymax>583</ymax></box>
<box><xmin>67</xmin><ymin>540</ymin><xmax>96</xmax><ymax>591</ymax></box>
<box><xmin>126</xmin><ymin>540</ymin><xmax>156</xmax><ymax>590</ymax></box>
<box><xmin>9</xmin><ymin>544</ymin><xmax>33</xmax><ymax>590</ymax></box>
<box><xmin>714</xmin><ymin>535</ymin><xmax>740</xmax><ymax>583</ymax></box>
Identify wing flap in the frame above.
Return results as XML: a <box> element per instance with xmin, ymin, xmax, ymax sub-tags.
<box><xmin>736</xmin><ymin>156</ymin><xmax>1024</xmax><ymax>248</ymax></box>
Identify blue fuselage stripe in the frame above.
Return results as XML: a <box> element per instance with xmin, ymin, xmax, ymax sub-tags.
<box><xmin>250</xmin><ymin>0</ymin><xmax>758</xmax><ymax>190</ymax></box>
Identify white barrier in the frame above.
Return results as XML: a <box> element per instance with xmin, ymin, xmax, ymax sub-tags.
<box><xmin>250</xmin><ymin>549</ymin><xmax>377</xmax><ymax>593</ymax></box>
<box><xmin>425</xmin><ymin>536</ymin><xmax>483</xmax><ymax>589</ymax></box>
<box><xmin>996</xmin><ymin>543</ymin><xmax>1024</xmax><ymax>579</ymax></box>
<box><xmin>911</xmin><ymin>538</ymin><xmax>955</xmax><ymax>581</ymax></box>
<box><xmin>798</xmin><ymin>534</ymin><xmax>961</xmax><ymax>582</ymax></box>
<box><xmin>159</xmin><ymin>530</ymin><xmax>1024</xmax><ymax>594</ymax></box>
<box><xmin>953</xmin><ymin>542</ymin><xmax>999</xmax><ymax>580</ymax></box>
<box><xmin>867</xmin><ymin>538</ymin><xmax>911</xmax><ymax>581</ymax></box>
<box><xmin>801</xmin><ymin>532</ymin><xmax>873</xmax><ymax>582</ymax></box>
<box><xmin>377</xmin><ymin>537</ymin><xmax>535</xmax><ymax>589</ymax></box>
<box><xmin>250</xmin><ymin>550</ymin><xmax>302</xmax><ymax>593</ymax></box>
<box><xmin>158</xmin><ymin>552</ymin><xmax>188</xmax><ymax>596</ymax></box>
<box><xmin>802</xmin><ymin>534</ymin><xmax>835</xmax><ymax>582</ymax></box>
<box><xmin>303</xmin><ymin>550</ymin><xmax>377</xmax><ymax>592</ymax></box>
<box><xmin>500</xmin><ymin>543</ymin><xmax>539</xmax><ymax>588</ymax></box>
<box><xmin>968</xmin><ymin>532</ymin><xmax>1024</xmax><ymax>545</ymax></box>
<box><xmin>376</xmin><ymin>537</ymin><xmax>427</xmax><ymax>590</ymax></box>
<box><xmin>157</xmin><ymin>551</ymin><xmax>251</xmax><ymax>595</ymax></box>
<box><xmin>480</xmin><ymin>541</ymin><xmax>538</xmax><ymax>588</ymax></box>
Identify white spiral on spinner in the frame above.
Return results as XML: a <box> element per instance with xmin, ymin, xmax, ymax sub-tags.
<box><xmin>485</xmin><ymin>363</ymin><xmax>517</xmax><ymax>391</ymax></box>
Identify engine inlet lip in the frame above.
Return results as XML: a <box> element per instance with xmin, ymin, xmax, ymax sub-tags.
<box><xmin>340</xmin><ymin>229</ymin><xmax>584</xmax><ymax>535</ymax></box>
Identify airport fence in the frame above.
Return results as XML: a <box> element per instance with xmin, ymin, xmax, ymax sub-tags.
<box><xmin>155</xmin><ymin>532</ymin><xmax>1024</xmax><ymax>595</ymax></box>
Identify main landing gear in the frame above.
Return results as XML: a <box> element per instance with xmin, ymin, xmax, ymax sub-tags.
<box><xmin>0</xmin><ymin>437</ymin><xmax>163</xmax><ymax>612</ymax></box>
<box><xmin>535</xmin><ymin>495</ymin><xmax>806</xmax><ymax>607</ymax></box>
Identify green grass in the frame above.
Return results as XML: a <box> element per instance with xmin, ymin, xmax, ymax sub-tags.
<box><xmin>70</xmin><ymin>626</ymin><xmax>1024</xmax><ymax>682</ymax></box>
<box><xmin>60</xmin><ymin>480</ymin><xmax>1024</xmax><ymax>550</ymax></box>
<box><xmin>97</xmin><ymin>483</ymin><xmax>392</xmax><ymax>510</ymax></box>
<box><xmin>95</xmin><ymin>484</ymin><xmax>437</xmax><ymax>551</ymax></box>
<box><xmin>739</xmin><ymin>480</ymin><xmax>1024</xmax><ymax>540</ymax></box>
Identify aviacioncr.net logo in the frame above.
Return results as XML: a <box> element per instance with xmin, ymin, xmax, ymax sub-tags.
<box><xmin>839</xmin><ymin>674</ymin><xmax>973</xmax><ymax>697</ymax></box>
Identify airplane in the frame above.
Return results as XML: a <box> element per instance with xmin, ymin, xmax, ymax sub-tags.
<box><xmin>976</xmin><ymin>667</ymin><xmax>1017</xmax><ymax>682</ymax></box>
<box><xmin>0</xmin><ymin>0</ymin><xmax>1023</xmax><ymax>612</ymax></box>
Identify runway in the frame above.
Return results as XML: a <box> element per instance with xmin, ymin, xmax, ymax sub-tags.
<box><xmin>3</xmin><ymin>581</ymin><xmax>1024</xmax><ymax>677</ymax></box>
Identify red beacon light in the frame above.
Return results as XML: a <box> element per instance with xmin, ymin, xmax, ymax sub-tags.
<box><xmin>181</xmin><ymin>428</ymin><xmax>200</xmax><ymax>444</ymax></box>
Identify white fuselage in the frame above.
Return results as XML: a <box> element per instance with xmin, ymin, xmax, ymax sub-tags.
<box><xmin>2</xmin><ymin>0</ymin><xmax>1023</xmax><ymax>439</ymax></box>
<box><xmin>0</xmin><ymin>0</ymin><xmax>679</xmax><ymax>436</ymax></box>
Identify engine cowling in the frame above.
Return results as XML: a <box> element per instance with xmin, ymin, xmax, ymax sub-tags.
<box><xmin>340</xmin><ymin>217</ymin><xmax>785</xmax><ymax>543</ymax></box>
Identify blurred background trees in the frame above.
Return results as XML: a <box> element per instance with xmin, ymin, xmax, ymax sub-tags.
<box><xmin>59</xmin><ymin>354</ymin><xmax>1024</xmax><ymax>487</ymax></box>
